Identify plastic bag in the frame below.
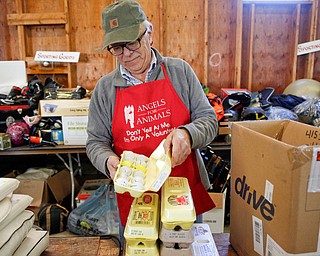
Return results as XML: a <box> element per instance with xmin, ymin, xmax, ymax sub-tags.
<box><xmin>265</xmin><ymin>106</ymin><xmax>299</xmax><ymax>121</ymax></box>
<box><xmin>292</xmin><ymin>97</ymin><xmax>320</xmax><ymax>124</ymax></box>
<box><xmin>67</xmin><ymin>183</ymin><xmax>119</xmax><ymax>236</ymax></box>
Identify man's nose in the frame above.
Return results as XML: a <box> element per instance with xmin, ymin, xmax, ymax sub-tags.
<box><xmin>123</xmin><ymin>47</ymin><xmax>133</xmax><ymax>56</ymax></box>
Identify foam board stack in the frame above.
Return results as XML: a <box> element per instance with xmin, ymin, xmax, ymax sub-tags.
<box><xmin>159</xmin><ymin>177</ymin><xmax>196</xmax><ymax>255</ymax></box>
<box><xmin>0</xmin><ymin>178</ymin><xmax>49</xmax><ymax>256</ymax></box>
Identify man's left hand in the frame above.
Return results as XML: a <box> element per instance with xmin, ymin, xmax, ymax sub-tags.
<box><xmin>164</xmin><ymin>128</ymin><xmax>191</xmax><ymax>168</ymax></box>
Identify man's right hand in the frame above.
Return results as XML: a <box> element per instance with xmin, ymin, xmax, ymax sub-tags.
<box><xmin>106</xmin><ymin>155</ymin><xmax>120</xmax><ymax>180</ymax></box>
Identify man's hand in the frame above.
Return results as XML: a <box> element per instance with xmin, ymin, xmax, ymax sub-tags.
<box><xmin>164</xmin><ymin>128</ymin><xmax>191</xmax><ymax>168</ymax></box>
<box><xmin>106</xmin><ymin>155</ymin><xmax>120</xmax><ymax>180</ymax></box>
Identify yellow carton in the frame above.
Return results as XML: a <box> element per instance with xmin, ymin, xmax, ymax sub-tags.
<box><xmin>124</xmin><ymin>193</ymin><xmax>160</xmax><ymax>255</ymax></box>
<box><xmin>114</xmin><ymin>140</ymin><xmax>171</xmax><ymax>198</ymax></box>
<box><xmin>161</xmin><ymin>177</ymin><xmax>196</xmax><ymax>230</ymax></box>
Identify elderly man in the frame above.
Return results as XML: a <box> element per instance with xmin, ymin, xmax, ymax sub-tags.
<box><xmin>86</xmin><ymin>0</ymin><xmax>218</xmax><ymax>245</ymax></box>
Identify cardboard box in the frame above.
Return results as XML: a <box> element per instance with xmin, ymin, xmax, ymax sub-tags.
<box><xmin>203</xmin><ymin>190</ymin><xmax>226</xmax><ymax>233</ymax></box>
<box><xmin>62</xmin><ymin>116</ymin><xmax>88</xmax><ymax>145</ymax></box>
<box><xmin>39</xmin><ymin>99</ymin><xmax>90</xmax><ymax>117</ymax></box>
<box><xmin>75</xmin><ymin>179</ymin><xmax>110</xmax><ymax>207</ymax></box>
<box><xmin>12</xmin><ymin>169</ymin><xmax>73</xmax><ymax>219</ymax></box>
<box><xmin>230</xmin><ymin>120</ymin><xmax>320</xmax><ymax>256</ymax></box>
<box><xmin>218</xmin><ymin>121</ymin><xmax>231</xmax><ymax>135</ymax></box>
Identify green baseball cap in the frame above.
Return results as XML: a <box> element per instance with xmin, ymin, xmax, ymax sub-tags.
<box><xmin>102</xmin><ymin>0</ymin><xmax>146</xmax><ymax>49</ymax></box>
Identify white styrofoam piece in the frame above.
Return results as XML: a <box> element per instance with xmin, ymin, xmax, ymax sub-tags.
<box><xmin>0</xmin><ymin>61</ymin><xmax>27</xmax><ymax>95</ymax></box>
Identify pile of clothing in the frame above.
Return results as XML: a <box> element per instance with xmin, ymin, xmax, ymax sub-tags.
<box><xmin>206</xmin><ymin>78</ymin><xmax>320</xmax><ymax>127</ymax></box>
<box><xmin>0</xmin><ymin>76</ymin><xmax>44</xmax><ymax>133</ymax></box>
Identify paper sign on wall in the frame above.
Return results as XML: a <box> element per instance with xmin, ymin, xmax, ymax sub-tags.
<box><xmin>34</xmin><ymin>51</ymin><xmax>80</xmax><ymax>63</ymax></box>
<box><xmin>297</xmin><ymin>40</ymin><xmax>320</xmax><ymax>56</ymax></box>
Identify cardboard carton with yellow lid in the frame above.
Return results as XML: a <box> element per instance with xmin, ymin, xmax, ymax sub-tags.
<box><xmin>114</xmin><ymin>140</ymin><xmax>171</xmax><ymax>198</ymax></box>
<box><xmin>124</xmin><ymin>192</ymin><xmax>160</xmax><ymax>255</ymax></box>
<box><xmin>161</xmin><ymin>177</ymin><xmax>196</xmax><ymax>230</ymax></box>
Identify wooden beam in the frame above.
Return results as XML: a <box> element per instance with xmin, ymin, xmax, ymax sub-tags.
<box><xmin>306</xmin><ymin>0</ymin><xmax>318</xmax><ymax>78</ymax></box>
<box><xmin>159</xmin><ymin>0</ymin><xmax>164</xmax><ymax>54</ymax></box>
<box><xmin>15</xmin><ymin>0</ymin><xmax>25</xmax><ymax>60</ymax></box>
<box><xmin>7</xmin><ymin>13</ymin><xmax>67</xmax><ymax>25</ymax></box>
<box><xmin>27</xmin><ymin>67</ymin><xmax>69</xmax><ymax>75</ymax></box>
<box><xmin>234</xmin><ymin>0</ymin><xmax>243</xmax><ymax>88</ymax></box>
<box><xmin>248</xmin><ymin>4</ymin><xmax>255</xmax><ymax>92</ymax></box>
<box><xmin>203</xmin><ymin>0</ymin><xmax>209</xmax><ymax>86</ymax></box>
<box><xmin>64</xmin><ymin>0</ymin><xmax>73</xmax><ymax>87</ymax></box>
<box><xmin>292</xmin><ymin>4</ymin><xmax>300</xmax><ymax>82</ymax></box>
<box><xmin>242</xmin><ymin>0</ymin><xmax>313</xmax><ymax>4</ymax></box>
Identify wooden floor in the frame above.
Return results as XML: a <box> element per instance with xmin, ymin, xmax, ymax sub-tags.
<box><xmin>42</xmin><ymin>233</ymin><xmax>237</xmax><ymax>256</ymax></box>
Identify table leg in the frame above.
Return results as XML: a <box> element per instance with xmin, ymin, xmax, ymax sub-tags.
<box><xmin>68</xmin><ymin>153</ymin><xmax>75</xmax><ymax>210</ymax></box>
<box><xmin>55</xmin><ymin>153</ymin><xmax>80</xmax><ymax>210</ymax></box>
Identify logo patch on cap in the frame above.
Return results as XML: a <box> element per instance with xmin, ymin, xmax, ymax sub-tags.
<box><xmin>110</xmin><ymin>18</ymin><xmax>119</xmax><ymax>29</ymax></box>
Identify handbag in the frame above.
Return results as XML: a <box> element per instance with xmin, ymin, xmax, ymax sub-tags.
<box><xmin>67</xmin><ymin>182</ymin><xmax>119</xmax><ymax>236</ymax></box>
<box><xmin>38</xmin><ymin>203</ymin><xmax>69</xmax><ymax>234</ymax></box>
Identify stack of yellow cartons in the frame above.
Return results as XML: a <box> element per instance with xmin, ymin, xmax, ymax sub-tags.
<box><xmin>124</xmin><ymin>192</ymin><xmax>160</xmax><ymax>256</ymax></box>
<box><xmin>159</xmin><ymin>177</ymin><xmax>196</xmax><ymax>255</ymax></box>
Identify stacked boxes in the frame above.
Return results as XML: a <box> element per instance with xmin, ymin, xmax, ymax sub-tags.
<box><xmin>38</xmin><ymin>98</ymin><xmax>90</xmax><ymax>145</ymax></box>
<box><xmin>159</xmin><ymin>177</ymin><xmax>196</xmax><ymax>255</ymax></box>
<box><xmin>118</xmin><ymin>141</ymin><xmax>221</xmax><ymax>255</ymax></box>
<box><xmin>123</xmin><ymin>177</ymin><xmax>221</xmax><ymax>255</ymax></box>
<box><xmin>124</xmin><ymin>193</ymin><xmax>160</xmax><ymax>255</ymax></box>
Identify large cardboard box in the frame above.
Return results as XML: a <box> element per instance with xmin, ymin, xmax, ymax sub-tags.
<box><xmin>230</xmin><ymin>120</ymin><xmax>320</xmax><ymax>256</ymax></box>
<box><xmin>12</xmin><ymin>169</ymin><xmax>73</xmax><ymax>219</ymax></box>
<box><xmin>39</xmin><ymin>99</ymin><xmax>90</xmax><ymax>117</ymax></box>
<box><xmin>203</xmin><ymin>190</ymin><xmax>226</xmax><ymax>233</ymax></box>
<box><xmin>62</xmin><ymin>115</ymin><xmax>88</xmax><ymax>145</ymax></box>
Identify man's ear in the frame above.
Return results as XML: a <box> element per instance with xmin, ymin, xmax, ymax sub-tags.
<box><xmin>146</xmin><ymin>23</ymin><xmax>153</xmax><ymax>46</ymax></box>
<box><xmin>148</xmin><ymin>25</ymin><xmax>153</xmax><ymax>45</ymax></box>
<box><xmin>148</xmin><ymin>24</ymin><xmax>153</xmax><ymax>33</ymax></box>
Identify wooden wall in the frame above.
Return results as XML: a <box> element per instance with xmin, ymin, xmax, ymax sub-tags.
<box><xmin>238</xmin><ymin>1</ymin><xmax>320</xmax><ymax>93</ymax></box>
<box><xmin>0</xmin><ymin>0</ymin><xmax>319</xmax><ymax>95</ymax></box>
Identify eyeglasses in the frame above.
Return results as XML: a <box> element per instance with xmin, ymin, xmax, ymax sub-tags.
<box><xmin>107</xmin><ymin>29</ymin><xmax>147</xmax><ymax>56</ymax></box>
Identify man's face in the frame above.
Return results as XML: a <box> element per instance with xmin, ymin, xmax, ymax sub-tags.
<box><xmin>116</xmin><ymin>29</ymin><xmax>152</xmax><ymax>76</ymax></box>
